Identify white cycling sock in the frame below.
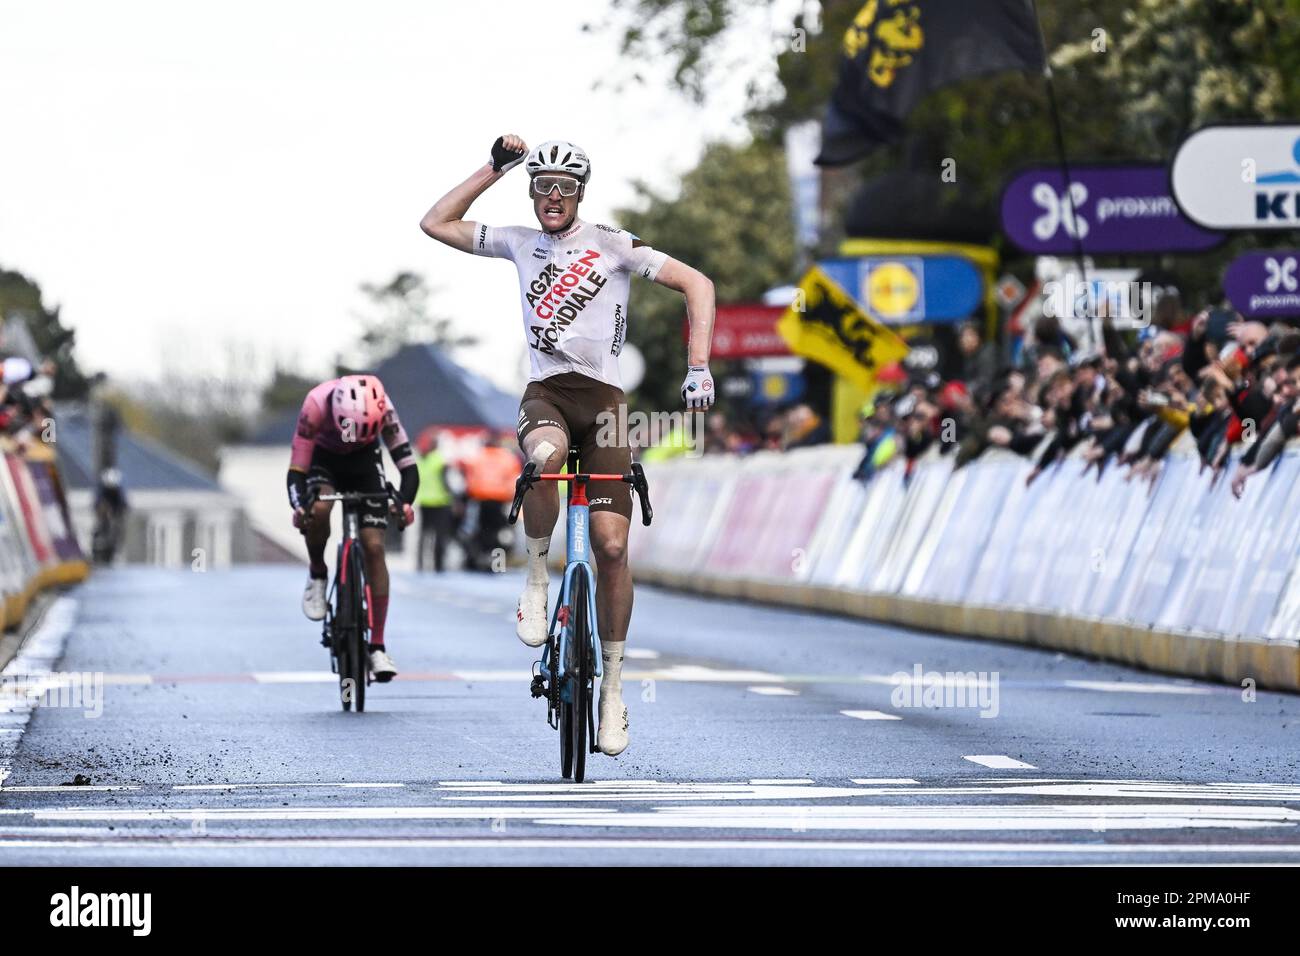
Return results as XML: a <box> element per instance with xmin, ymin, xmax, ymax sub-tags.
<box><xmin>600</xmin><ymin>642</ymin><xmax>625</xmax><ymax>698</ymax></box>
<box><xmin>525</xmin><ymin>536</ymin><xmax>550</xmax><ymax>589</ymax></box>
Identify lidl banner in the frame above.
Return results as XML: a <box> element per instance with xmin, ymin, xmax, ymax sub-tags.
<box><xmin>777</xmin><ymin>267</ymin><xmax>910</xmax><ymax>391</ymax></box>
<box><xmin>817</xmin><ymin>255</ymin><xmax>983</xmax><ymax>324</ymax></box>
<box><xmin>1224</xmin><ymin>250</ymin><xmax>1300</xmax><ymax>318</ymax></box>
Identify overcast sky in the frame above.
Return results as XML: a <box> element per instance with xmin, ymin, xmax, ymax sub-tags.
<box><xmin>0</xmin><ymin>0</ymin><xmax>800</xmax><ymax>393</ymax></box>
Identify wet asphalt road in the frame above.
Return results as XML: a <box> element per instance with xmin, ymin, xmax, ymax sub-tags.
<box><xmin>1</xmin><ymin>566</ymin><xmax>1298</xmax><ymax>865</ymax></box>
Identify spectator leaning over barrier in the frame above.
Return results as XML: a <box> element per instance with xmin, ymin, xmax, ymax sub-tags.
<box><xmin>852</xmin><ymin>399</ymin><xmax>898</xmax><ymax>482</ymax></box>
<box><xmin>955</xmin><ymin>375</ymin><xmax>1041</xmax><ymax>468</ymax></box>
<box><xmin>1231</xmin><ymin>354</ymin><xmax>1300</xmax><ymax>498</ymax></box>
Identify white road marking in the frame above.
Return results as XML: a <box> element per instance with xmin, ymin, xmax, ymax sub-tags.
<box><xmin>437</xmin><ymin>781</ymin><xmax>866</xmax><ymax>802</ymax></box>
<box><xmin>0</xmin><ymin>785</ymin><xmax>138</xmax><ymax>793</ymax></box>
<box><xmin>841</xmin><ymin>710</ymin><xmax>901</xmax><ymax>721</ymax></box>
<box><xmin>652</xmin><ymin>665</ymin><xmax>784</xmax><ymax>683</ymax></box>
<box><xmin>535</xmin><ymin>804</ymin><xmax>1300</xmax><ymax>831</ymax></box>
<box><xmin>0</xmin><ymin>598</ymin><xmax>78</xmax><ymax>789</ymax></box>
<box><xmin>3</xmin><ymin>802</ymin><xmax>1295</xmax><ymax>832</ymax></box>
<box><xmin>251</xmin><ymin>671</ymin><xmax>336</xmax><ymax>684</ymax></box>
<box><xmin>747</xmin><ymin>686</ymin><xmax>798</xmax><ymax>696</ymax></box>
<box><xmin>174</xmin><ymin>782</ymin><xmax>407</xmax><ymax>790</ymax></box>
<box><xmin>3</xmin><ymin>836</ymin><xmax>1300</xmax><ymax>856</ymax></box>
<box><xmin>1064</xmin><ymin>680</ymin><xmax>1214</xmax><ymax>695</ymax></box>
<box><xmin>451</xmin><ymin>670</ymin><xmax>533</xmax><ymax>682</ymax></box>
<box><xmin>4</xmin><ymin>806</ymin><xmax>614</xmax><ymax>822</ymax></box>
<box><xmin>624</xmin><ymin>648</ymin><xmax>660</xmax><ymax>660</ymax></box>
<box><xmin>964</xmin><ymin>755</ymin><xmax>1037</xmax><ymax>770</ymax></box>
<box><xmin>3</xmin><ymin>777</ymin><xmax>1300</xmax><ymax>849</ymax></box>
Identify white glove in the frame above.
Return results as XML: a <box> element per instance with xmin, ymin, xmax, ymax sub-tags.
<box><xmin>681</xmin><ymin>365</ymin><xmax>715</xmax><ymax>410</ymax></box>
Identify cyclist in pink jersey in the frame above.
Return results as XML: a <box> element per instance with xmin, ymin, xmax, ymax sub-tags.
<box><xmin>287</xmin><ymin>375</ymin><xmax>419</xmax><ymax>681</ymax></box>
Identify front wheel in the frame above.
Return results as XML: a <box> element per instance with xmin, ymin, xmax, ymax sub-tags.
<box><xmin>567</xmin><ymin>573</ymin><xmax>591</xmax><ymax>783</ymax></box>
<box><xmin>334</xmin><ymin>543</ymin><xmax>368</xmax><ymax>713</ymax></box>
<box><xmin>560</xmin><ymin>697</ymin><xmax>574</xmax><ymax>779</ymax></box>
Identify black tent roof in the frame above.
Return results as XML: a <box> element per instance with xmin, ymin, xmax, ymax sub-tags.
<box><xmin>246</xmin><ymin>344</ymin><xmax>518</xmax><ymax>446</ymax></box>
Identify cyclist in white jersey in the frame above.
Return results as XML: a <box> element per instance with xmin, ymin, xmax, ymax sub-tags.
<box><xmin>419</xmin><ymin>134</ymin><xmax>715</xmax><ymax>756</ymax></box>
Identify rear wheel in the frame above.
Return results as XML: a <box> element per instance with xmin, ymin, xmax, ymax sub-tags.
<box><xmin>352</xmin><ymin>547</ymin><xmax>368</xmax><ymax>714</ymax></box>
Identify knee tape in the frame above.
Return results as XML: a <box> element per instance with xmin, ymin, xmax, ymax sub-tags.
<box><xmin>530</xmin><ymin>440</ymin><xmax>558</xmax><ymax>469</ymax></box>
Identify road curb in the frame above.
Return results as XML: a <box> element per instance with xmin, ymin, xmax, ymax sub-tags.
<box><xmin>634</xmin><ymin>569</ymin><xmax>1300</xmax><ymax>693</ymax></box>
<box><xmin>0</xmin><ymin>591</ymin><xmax>58</xmax><ymax>674</ymax></box>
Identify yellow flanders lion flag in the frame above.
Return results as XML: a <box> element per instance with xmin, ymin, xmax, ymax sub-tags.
<box><xmin>777</xmin><ymin>266</ymin><xmax>909</xmax><ymax>391</ymax></box>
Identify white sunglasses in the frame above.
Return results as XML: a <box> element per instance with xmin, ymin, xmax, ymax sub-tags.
<box><xmin>531</xmin><ymin>175</ymin><xmax>581</xmax><ymax>197</ymax></box>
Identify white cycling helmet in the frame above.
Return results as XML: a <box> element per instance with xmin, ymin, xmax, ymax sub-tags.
<box><xmin>525</xmin><ymin>140</ymin><xmax>591</xmax><ymax>184</ymax></box>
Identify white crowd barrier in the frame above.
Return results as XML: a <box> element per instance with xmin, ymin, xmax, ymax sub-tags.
<box><xmin>0</xmin><ymin>444</ymin><xmax>89</xmax><ymax>629</ymax></box>
<box><xmin>629</xmin><ymin>437</ymin><xmax>1300</xmax><ymax>690</ymax></box>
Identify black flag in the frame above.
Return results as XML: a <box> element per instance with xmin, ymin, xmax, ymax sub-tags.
<box><xmin>816</xmin><ymin>0</ymin><xmax>1046</xmax><ymax>166</ymax></box>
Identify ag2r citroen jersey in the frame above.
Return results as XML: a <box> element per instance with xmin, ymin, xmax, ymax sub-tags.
<box><xmin>470</xmin><ymin>217</ymin><xmax>667</xmax><ymax>387</ymax></box>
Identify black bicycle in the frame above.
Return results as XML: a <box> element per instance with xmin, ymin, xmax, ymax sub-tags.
<box><xmin>307</xmin><ymin>485</ymin><xmax>403</xmax><ymax>713</ymax></box>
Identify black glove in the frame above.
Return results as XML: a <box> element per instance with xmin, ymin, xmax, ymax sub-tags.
<box><xmin>490</xmin><ymin>137</ymin><xmax>526</xmax><ymax>173</ymax></box>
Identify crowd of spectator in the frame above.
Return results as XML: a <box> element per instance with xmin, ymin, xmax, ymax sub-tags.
<box><xmin>845</xmin><ymin>292</ymin><xmax>1300</xmax><ymax>494</ymax></box>
<box><xmin>0</xmin><ymin>353</ymin><xmax>56</xmax><ymax>447</ymax></box>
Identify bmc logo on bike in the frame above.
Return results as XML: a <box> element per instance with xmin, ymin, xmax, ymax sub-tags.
<box><xmin>571</xmin><ymin>512</ymin><xmax>586</xmax><ymax>552</ymax></box>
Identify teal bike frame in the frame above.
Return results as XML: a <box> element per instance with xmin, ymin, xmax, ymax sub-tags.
<box><xmin>509</xmin><ymin>450</ymin><xmax>652</xmax><ymax>780</ymax></box>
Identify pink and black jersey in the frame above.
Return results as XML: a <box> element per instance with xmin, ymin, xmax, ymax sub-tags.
<box><xmin>289</xmin><ymin>379</ymin><xmax>417</xmax><ymax>472</ymax></box>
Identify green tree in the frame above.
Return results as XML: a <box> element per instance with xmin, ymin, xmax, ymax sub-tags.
<box><xmin>617</xmin><ymin>138</ymin><xmax>795</xmax><ymax>412</ymax></box>
<box><xmin>260</xmin><ymin>365</ymin><xmax>318</xmax><ymax>412</ymax></box>
<box><xmin>353</xmin><ymin>272</ymin><xmax>477</xmax><ymax>366</ymax></box>
<box><xmin>0</xmin><ymin>266</ymin><xmax>90</xmax><ymax>399</ymax></box>
<box><xmin>602</xmin><ymin>0</ymin><xmax>1300</xmax><ymax>306</ymax></box>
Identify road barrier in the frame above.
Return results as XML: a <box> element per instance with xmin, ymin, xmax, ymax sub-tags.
<box><xmin>0</xmin><ymin>442</ymin><xmax>88</xmax><ymax>629</ymax></box>
<box><xmin>629</xmin><ymin>440</ymin><xmax>1300</xmax><ymax>692</ymax></box>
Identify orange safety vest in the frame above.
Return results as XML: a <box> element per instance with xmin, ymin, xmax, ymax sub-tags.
<box><xmin>462</xmin><ymin>446</ymin><xmax>520</xmax><ymax>502</ymax></box>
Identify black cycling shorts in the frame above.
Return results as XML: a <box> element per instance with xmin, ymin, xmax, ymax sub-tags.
<box><xmin>307</xmin><ymin>442</ymin><xmax>390</xmax><ymax>530</ymax></box>
<box><xmin>517</xmin><ymin>372</ymin><xmax>632</xmax><ymax>520</ymax></box>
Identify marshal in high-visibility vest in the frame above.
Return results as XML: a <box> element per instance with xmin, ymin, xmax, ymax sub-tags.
<box><xmin>461</xmin><ymin>445</ymin><xmax>521</xmax><ymax>503</ymax></box>
<box><xmin>416</xmin><ymin>447</ymin><xmax>452</xmax><ymax>508</ymax></box>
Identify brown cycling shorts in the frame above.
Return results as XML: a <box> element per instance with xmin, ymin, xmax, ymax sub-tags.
<box><xmin>517</xmin><ymin>372</ymin><xmax>632</xmax><ymax>519</ymax></box>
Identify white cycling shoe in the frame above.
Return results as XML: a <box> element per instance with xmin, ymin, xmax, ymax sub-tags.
<box><xmin>302</xmin><ymin>576</ymin><xmax>327</xmax><ymax>621</ymax></box>
<box><xmin>369</xmin><ymin>648</ymin><xmax>398</xmax><ymax>683</ymax></box>
<box><xmin>597</xmin><ymin>687</ymin><xmax>629</xmax><ymax>756</ymax></box>
<box><xmin>516</xmin><ymin>584</ymin><xmax>548</xmax><ymax>648</ymax></box>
